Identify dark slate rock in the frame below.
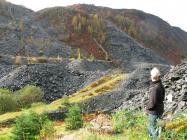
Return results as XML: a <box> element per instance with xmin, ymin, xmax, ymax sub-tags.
<box><xmin>0</xmin><ymin>60</ymin><xmax>114</xmax><ymax>102</ymax></box>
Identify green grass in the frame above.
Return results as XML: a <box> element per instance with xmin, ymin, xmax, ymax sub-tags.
<box><xmin>1</xmin><ymin>110</ymin><xmax>187</xmax><ymax>140</ymax></box>
<box><xmin>53</xmin><ymin>110</ymin><xmax>150</xmax><ymax>140</ymax></box>
<box><xmin>53</xmin><ymin>110</ymin><xmax>187</xmax><ymax>140</ymax></box>
<box><xmin>0</xmin><ymin>127</ymin><xmax>12</xmax><ymax>140</ymax></box>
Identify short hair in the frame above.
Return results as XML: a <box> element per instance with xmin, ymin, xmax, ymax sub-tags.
<box><xmin>150</xmin><ymin>67</ymin><xmax>161</xmax><ymax>80</ymax></box>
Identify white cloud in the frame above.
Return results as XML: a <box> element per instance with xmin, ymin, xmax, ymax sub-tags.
<box><xmin>6</xmin><ymin>0</ymin><xmax>187</xmax><ymax>31</ymax></box>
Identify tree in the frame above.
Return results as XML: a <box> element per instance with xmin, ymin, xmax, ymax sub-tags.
<box><xmin>88</xmin><ymin>25</ymin><xmax>93</xmax><ymax>34</ymax></box>
<box><xmin>15</xmin><ymin>85</ymin><xmax>44</xmax><ymax>108</ymax></box>
<box><xmin>0</xmin><ymin>89</ymin><xmax>17</xmax><ymax>113</ymax></box>
<box><xmin>72</xmin><ymin>16</ymin><xmax>79</xmax><ymax>32</ymax></box>
<box><xmin>12</xmin><ymin>111</ymin><xmax>55</xmax><ymax>140</ymax></box>
<box><xmin>88</xmin><ymin>14</ymin><xmax>106</xmax><ymax>43</ymax></box>
<box><xmin>65</xmin><ymin>105</ymin><xmax>83</xmax><ymax>130</ymax></box>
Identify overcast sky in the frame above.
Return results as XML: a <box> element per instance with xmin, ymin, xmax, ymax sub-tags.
<box><xmin>6</xmin><ymin>0</ymin><xmax>187</xmax><ymax>32</ymax></box>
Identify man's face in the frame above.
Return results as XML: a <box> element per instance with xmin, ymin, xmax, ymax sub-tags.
<box><xmin>151</xmin><ymin>75</ymin><xmax>154</xmax><ymax>81</ymax></box>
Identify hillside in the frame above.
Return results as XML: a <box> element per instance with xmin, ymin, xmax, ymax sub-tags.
<box><xmin>69</xmin><ymin>4</ymin><xmax>187</xmax><ymax>64</ymax></box>
<box><xmin>0</xmin><ymin>1</ymin><xmax>187</xmax><ymax>139</ymax></box>
<box><xmin>0</xmin><ymin>2</ymin><xmax>187</xmax><ymax>66</ymax></box>
<box><xmin>0</xmin><ymin>0</ymin><xmax>33</xmax><ymax>23</ymax></box>
<box><xmin>1</xmin><ymin>0</ymin><xmax>187</xmax><ymax>106</ymax></box>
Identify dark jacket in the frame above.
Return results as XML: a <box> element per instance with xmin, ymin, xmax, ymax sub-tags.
<box><xmin>146</xmin><ymin>80</ymin><xmax>165</xmax><ymax>116</ymax></box>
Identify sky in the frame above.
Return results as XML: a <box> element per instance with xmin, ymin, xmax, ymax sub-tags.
<box><xmin>6</xmin><ymin>0</ymin><xmax>187</xmax><ymax>32</ymax></box>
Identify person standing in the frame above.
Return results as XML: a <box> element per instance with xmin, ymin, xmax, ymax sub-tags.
<box><xmin>146</xmin><ymin>67</ymin><xmax>165</xmax><ymax>140</ymax></box>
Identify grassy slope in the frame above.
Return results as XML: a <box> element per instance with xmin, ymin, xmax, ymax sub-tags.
<box><xmin>0</xmin><ymin>73</ymin><xmax>125</xmax><ymax>123</ymax></box>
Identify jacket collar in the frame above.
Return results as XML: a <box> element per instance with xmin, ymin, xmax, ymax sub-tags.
<box><xmin>152</xmin><ymin>80</ymin><xmax>161</xmax><ymax>84</ymax></box>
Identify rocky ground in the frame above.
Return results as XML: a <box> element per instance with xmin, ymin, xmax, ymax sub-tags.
<box><xmin>0</xmin><ymin>60</ymin><xmax>114</xmax><ymax>102</ymax></box>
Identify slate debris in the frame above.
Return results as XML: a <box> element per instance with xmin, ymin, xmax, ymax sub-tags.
<box><xmin>0</xmin><ymin>61</ymin><xmax>113</xmax><ymax>102</ymax></box>
<box><xmin>117</xmin><ymin>60</ymin><xmax>187</xmax><ymax>117</ymax></box>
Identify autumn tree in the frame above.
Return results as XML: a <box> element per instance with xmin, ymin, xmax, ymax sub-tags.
<box><xmin>71</xmin><ymin>13</ymin><xmax>106</xmax><ymax>44</ymax></box>
<box><xmin>87</xmin><ymin>14</ymin><xmax>106</xmax><ymax>44</ymax></box>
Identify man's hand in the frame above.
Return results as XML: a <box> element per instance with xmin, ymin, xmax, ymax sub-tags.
<box><xmin>144</xmin><ymin>107</ymin><xmax>148</xmax><ymax>115</ymax></box>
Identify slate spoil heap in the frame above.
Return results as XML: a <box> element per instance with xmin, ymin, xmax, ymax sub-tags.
<box><xmin>162</xmin><ymin>60</ymin><xmax>187</xmax><ymax>116</ymax></box>
<box><xmin>0</xmin><ymin>62</ymin><xmax>113</xmax><ymax>102</ymax></box>
<box><xmin>118</xmin><ymin>60</ymin><xmax>187</xmax><ymax>117</ymax></box>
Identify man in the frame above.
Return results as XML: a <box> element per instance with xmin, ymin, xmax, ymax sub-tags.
<box><xmin>146</xmin><ymin>67</ymin><xmax>165</xmax><ymax>140</ymax></box>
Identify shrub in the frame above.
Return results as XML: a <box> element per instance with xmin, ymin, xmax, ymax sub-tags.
<box><xmin>11</xmin><ymin>111</ymin><xmax>55</xmax><ymax>140</ymax></box>
<box><xmin>164</xmin><ymin>116</ymin><xmax>187</xmax><ymax>139</ymax></box>
<box><xmin>15</xmin><ymin>85</ymin><xmax>44</xmax><ymax>108</ymax></box>
<box><xmin>0</xmin><ymin>89</ymin><xmax>17</xmax><ymax>113</ymax></box>
<box><xmin>38</xmin><ymin>120</ymin><xmax>55</xmax><ymax>140</ymax></box>
<box><xmin>65</xmin><ymin>104</ymin><xmax>83</xmax><ymax>130</ymax></box>
<box><xmin>111</xmin><ymin>111</ymin><xmax>126</xmax><ymax>133</ymax></box>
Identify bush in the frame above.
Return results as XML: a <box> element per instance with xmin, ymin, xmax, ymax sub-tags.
<box><xmin>15</xmin><ymin>85</ymin><xmax>44</xmax><ymax>108</ymax></box>
<box><xmin>65</xmin><ymin>104</ymin><xmax>83</xmax><ymax>130</ymax></box>
<box><xmin>0</xmin><ymin>89</ymin><xmax>17</xmax><ymax>113</ymax></box>
<box><xmin>11</xmin><ymin>111</ymin><xmax>55</xmax><ymax>140</ymax></box>
<box><xmin>38</xmin><ymin>119</ymin><xmax>55</xmax><ymax>140</ymax></box>
<box><xmin>111</xmin><ymin>111</ymin><xmax>126</xmax><ymax>133</ymax></box>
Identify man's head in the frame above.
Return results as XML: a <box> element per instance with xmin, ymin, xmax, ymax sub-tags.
<box><xmin>150</xmin><ymin>67</ymin><xmax>161</xmax><ymax>81</ymax></box>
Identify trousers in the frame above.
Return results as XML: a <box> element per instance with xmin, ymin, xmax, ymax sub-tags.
<box><xmin>148</xmin><ymin>114</ymin><xmax>160</xmax><ymax>140</ymax></box>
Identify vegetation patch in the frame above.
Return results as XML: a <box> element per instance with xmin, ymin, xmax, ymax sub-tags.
<box><xmin>64</xmin><ymin>105</ymin><xmax>83</xmax><ymax>130</ymax></box>
<box><xmin>15</xmin><ymin>85</ymin><xmax>44</xmax><ymax>109</ymax></box>
<box><xmin>11</xmin><ymin>111</ymin><xmax>55</xmax><ymax>140</ymax></box>
<box><xmin>0</xmin><ymin>89</ymin><xmax>16</xmax><ymax>114</ymax></box>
